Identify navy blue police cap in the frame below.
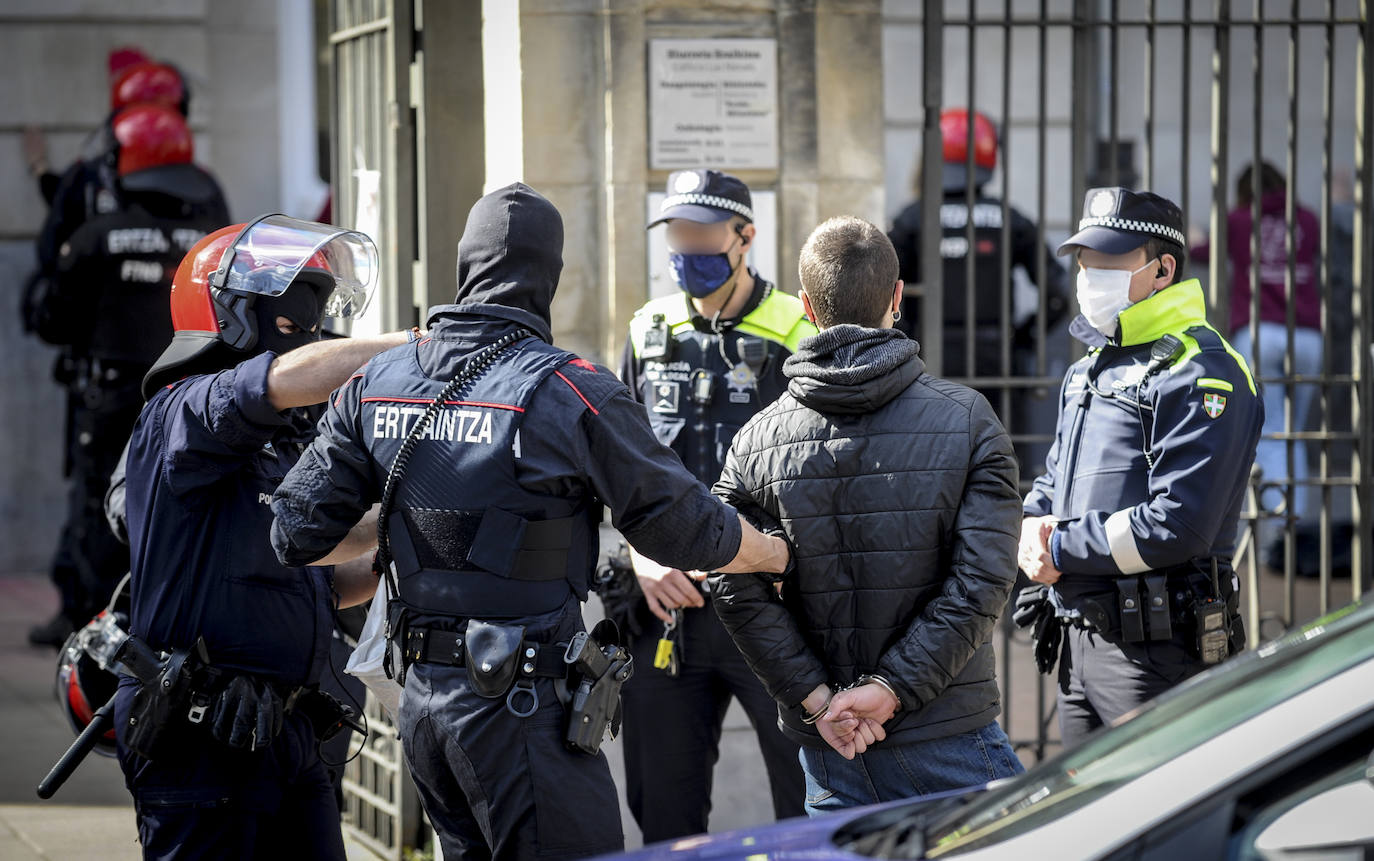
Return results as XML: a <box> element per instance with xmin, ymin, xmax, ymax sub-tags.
<box><xmin>648</xmin><ymin>169</ymin><xmax>754</xmax><ymax>228</ymax></box>
<box><xmin>1057</xmin><ymin>187</ymin><xmax>1186</xmax><ymax>256</ymax></box>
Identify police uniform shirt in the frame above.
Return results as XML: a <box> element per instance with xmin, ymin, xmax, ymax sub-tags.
<box><xmin>618</xmin><ymin>274</ymin><xmax>815</xmax><ymax>484</ymax></box>
<box><xmin>1022</xmin><ymin>280</ymin><xmax>1264</xmax><ymax>579</ymax></box>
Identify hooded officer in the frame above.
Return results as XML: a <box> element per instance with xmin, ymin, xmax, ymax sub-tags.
<box><xmin>1016</xmin><ymin>188</ymin><xmax>1263</xmax><ymax>748</ymax></box>
<box><xmin>25</xmin><ymin>104</ymin><xmax>229</xmax><ymax>648</ymax></box>
<box><xmin>117</xmin><ymin>215</ymin><xmax>410</xmax><ymax>859</ymax></box>
<box><xmin>270</xmin><ymin>182</ymin><xmax>792</xmax><ymax>859</ymax></box>
<box><xmin>614</xmin><ymin>169</ymin><xmax>812</xmax><ymax>840</ymax></box>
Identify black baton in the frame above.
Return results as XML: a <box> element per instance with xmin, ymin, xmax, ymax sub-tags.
<box><xmin>36</xmin><ymin>700</ymin><xmax>115</xmax><ymax>799</ymax></box>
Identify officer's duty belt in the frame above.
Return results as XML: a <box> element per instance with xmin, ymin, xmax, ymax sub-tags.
<box><xmin>402</xmin><ymin>626</ymin><xmax>567</xmax><ymax>678</ymax></box>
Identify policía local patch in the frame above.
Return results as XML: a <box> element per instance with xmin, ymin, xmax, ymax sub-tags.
<box><xmin>1203</xmin><ymin>392</ymin><xmax>1227</xmax><ymax>418</ymax></box>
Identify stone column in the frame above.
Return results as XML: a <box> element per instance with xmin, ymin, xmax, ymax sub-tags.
<box><xmin>482</xmin><ymin>0</ymin><xmax>884</xmax><ymax>364</ymax></box>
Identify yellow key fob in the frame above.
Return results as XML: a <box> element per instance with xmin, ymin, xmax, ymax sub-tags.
<box><xmin>654</xmin><ymin>638</ymin><xmax>676</xmax><ymax>670</ymax></box>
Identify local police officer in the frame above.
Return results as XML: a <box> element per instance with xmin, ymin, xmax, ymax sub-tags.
<box><xmin>1016</xmin><ymin>188</ymin><xmax>1263</xmax><ymax>748</ymax></box>
<box><xmin>269</xmin><ymin>183</ymin><xmax>792</xmax><ymax>860</ymax></box>
<box><xmin>117</xmin><ymin>216</ymin><xmax>399</xmax><ymax>858</ymax></box>
<box><xmin>25</xmin><ymin>103</ymin><xmax>229</xmax><ymax>647</ymax></box>
<box><xmin>614</xmin><ymin>168</ymin><xmax>812</xmax><ymax>839</ymax></box>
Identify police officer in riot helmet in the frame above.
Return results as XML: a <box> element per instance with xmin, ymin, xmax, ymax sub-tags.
<box><xmin>887</xmin><ymin>107</ymin><xmax>1070</xmax><ymax>389</ymax></box>
<box><xmin>614</xmin><ymin>169</ymin><xmax>812</xmax><ymax>840</ymax></box>
<box><xmin>271</xmin><ymin>182</ymin><xmax>792</xmax><ymax>859</ymax></box>
<box><xmin>26</xmin><ymin>104</ymin><xmax>228</xmax><ymax>648</ymax></box>
<box><xmin>116</xmin><ymin>215</ymin><xmax>409</xmax><ymax>858</ymax></box>
<box><xmin>1015</xmin><ymin>188</ymin><xmax>1263</xmax><ymax>748</ymax></box>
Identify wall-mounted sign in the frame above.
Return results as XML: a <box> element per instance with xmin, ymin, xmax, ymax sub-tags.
<box><xmin>648</xmin><ymin>38</ymin><xmax>778</xmax><ymax>170</ymax></box>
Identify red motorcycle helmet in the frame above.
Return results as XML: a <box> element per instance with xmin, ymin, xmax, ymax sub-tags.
<box><xmin>939</xmin><ymin>107</ymin><xmax>998</xmax><ymax>191</ymax></box>
<box><xmin>110</xmin><ymin>104</ymin><xmax>193</xmax><ymax>177</ymax></box>
<box><xmin>143</xmin><ymin>215</ymin><xmax>379</xmax><ymax>398</ymax></box>
<box><xmin>110</xmin><ymin>61</ymin><xmax>188</xmax><ymax>115</ymax></box>
<box><xmin>55</xmin><ymin>575</ymin><xmax>132</xmax><ymax>757</ymax></box>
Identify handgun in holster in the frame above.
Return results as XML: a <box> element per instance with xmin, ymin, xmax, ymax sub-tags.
<box><xmin>562</xmin><ymin>619</ymin><xmax>634</xmax><ymax>756</ymax></box>
<box><xmin>120</xmin><ymin>635</ymin><xmax>209</xmax><ymax>761</ymax></box>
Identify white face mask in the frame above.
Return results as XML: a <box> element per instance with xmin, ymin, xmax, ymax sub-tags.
<box><xmin>1076</xmin><ymin>258</ymin><xmax>1157</xmax><ymax>336</ymax></box>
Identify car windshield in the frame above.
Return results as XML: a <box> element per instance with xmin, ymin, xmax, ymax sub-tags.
<box><xmin>835</xmin><ymin>600</ymin><xmax>1374</xmax><ymax>858</ymax></box>
<box><xmin>918</xmin><ymin>600</ymin><xmax>1374</xmax><ymax>856</ymax></box>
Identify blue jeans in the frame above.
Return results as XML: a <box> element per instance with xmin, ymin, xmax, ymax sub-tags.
<box><xmin>1231</xmin><ymin>322</ymin><xmax>1322</xmax><ymax>522</ymax></box>
<box><xmin>800</xmin><ymin>721</ymin><xmax>1023</xmax><ymax>816</ymax></box>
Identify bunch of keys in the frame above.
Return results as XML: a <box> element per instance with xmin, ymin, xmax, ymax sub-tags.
<box><xmin>653</xmin><ymin>608</ymin><xmax>682</xmax><ymax>677</ymax></box>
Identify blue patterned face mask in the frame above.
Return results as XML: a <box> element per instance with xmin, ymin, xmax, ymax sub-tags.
<box><xmin>669</xmin><ymin>239</ymin><xmax>742</xmax><ymax>298</ymax></box>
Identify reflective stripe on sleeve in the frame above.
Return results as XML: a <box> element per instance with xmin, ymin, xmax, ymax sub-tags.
<box><xmin>1105</xmin><ymin>508</ymin><xmax>1150</xmax><ymax>574</ymax></box>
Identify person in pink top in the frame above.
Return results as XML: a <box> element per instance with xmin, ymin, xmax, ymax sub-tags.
<box><xmin>1196</xmin><ymin>162</ymin><xmax>1322</xmax><ymax>566</ymax></box>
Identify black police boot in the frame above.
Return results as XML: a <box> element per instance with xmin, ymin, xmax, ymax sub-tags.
<box><xmin>28</xmin><ymin>612</ymin><xmax>74</xmax><ymax>648</ymax></box>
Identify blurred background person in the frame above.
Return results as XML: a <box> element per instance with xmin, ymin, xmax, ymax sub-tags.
<box><xmin>1193</xmin><ymin>162</ymin><xmax>1321</xmax><ymax>570</ymax></box>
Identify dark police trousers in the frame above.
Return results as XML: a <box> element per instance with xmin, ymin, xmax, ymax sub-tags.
<box><xmin>1056</xmin><ymin>625</ymin><xmax>1207</xmax><ymax>748</ymax></box>
<box><xmin>51</xmin><ymin>376</ymin><xmax>141</xmax><ymax>625</ymax></box>
<box><xmin>620</xmin><ymin>598</ymin><xmax>805</xmax><ymax>841</ymax></box>
<box><xmin>397</xmin><ymin>605</ymin><xmax>624</xmax><ymax>860</ymax></box>
<box><xmin>114</xmin><ymin>679</ymin><xmax>345</xmax><ymax>861</ymax></box>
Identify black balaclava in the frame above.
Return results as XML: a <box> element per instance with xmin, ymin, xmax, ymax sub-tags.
<box><xmin>252</xmin><ymin>276</ymin><xmax>327</xmax><ymax>356</ymax></box>
<box><xmin>453</xmin><ymin>182</ymin><xmax>563</xmax><ymax>342</ymax></box>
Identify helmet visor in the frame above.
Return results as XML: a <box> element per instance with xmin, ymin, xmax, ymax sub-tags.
<box><xmin>215</xmin><ymin>214</ymin><xmax>378</xmax><ymax>319</ymax></box>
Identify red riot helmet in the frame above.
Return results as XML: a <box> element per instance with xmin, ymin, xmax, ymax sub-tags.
<box><xmin>110</xmin><ymin>61</ymin><xmax>189</xmax><ymax>116</ymax></box>
<box><xmin>54</xmin><ymin>574</ymin><xmax>132</xmax><ymax>757</ymax></box>
<box><xmin>110</xmin><ymin>104</ymin><xmax>193</xmax><ymax>177</ymax></box>
<box><xmin>939</xmin><ymin>107</ymin><xmax>999</xmax><ymax>192</ymax></box>
<box><xmin>142</xmin><ymin>215</ymin><xmax>378</xmax><ymax>398</ymax></box>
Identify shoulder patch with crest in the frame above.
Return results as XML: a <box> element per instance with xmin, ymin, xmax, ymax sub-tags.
<box><xmin>1203</xmin><ymin>392</ymin><xmax>1227</xmax><ymax>418</ymax></box>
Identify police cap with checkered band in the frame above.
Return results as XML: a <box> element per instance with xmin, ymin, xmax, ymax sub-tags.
<box><xmin>647</xmin><ymin>169</ymin><xmax>754</xmax><ymax>228</ymax></box>
<box><xmin>1056</xmin><ymin>187</ymin><xmax>1186</xmax><ymax>257</ymax></box>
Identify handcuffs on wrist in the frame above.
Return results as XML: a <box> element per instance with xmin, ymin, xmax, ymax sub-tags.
<box><xmin>799</xmin><ymin>673</ymin><xmax>903</xmax><ymax>725</ymax></box>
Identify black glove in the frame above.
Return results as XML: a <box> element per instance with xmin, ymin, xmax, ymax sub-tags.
<box><xmin>210</xmin><ymin>676</ymin><xmax>284</xmax><ymax>751</ymax></box>
<box><xmin>1013</xmin><ymin>584</ymin><xmax>1049</xmax><ymax>629</ymax></box>
<box><xmin>1031</xmin><ymin>611</ymin><xmax>1063</xmax><ymax>676</ymax></box>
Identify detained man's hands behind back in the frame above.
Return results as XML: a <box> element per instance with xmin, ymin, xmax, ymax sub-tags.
<box><xmin>816</xmin><ymin>682</ymin><xmax>899</xmax><ymax>759</ymax></box>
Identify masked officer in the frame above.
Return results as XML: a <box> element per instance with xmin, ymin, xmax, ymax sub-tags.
<box><xmin>611</xmin><ymin>169</ymin><xmax>811</xmax><ymax>839</ymax></box>
<box><xmin>269</xmin><ymin>183</ymin><xmax>792</xmax><ymax>860</ymax></box>
<box><xmin>887</xmin><ymin>108</ymin><xmax>1070</xmax><ymax>397</ymax></box>
<box><xmin>1015</xmin><ymin>188</ymin><xmax>1263</xmax><ymax>748</ymax></box>
<box><xmin>25</xmin><ymin>104</ymin><xmax>230</xmax><ymax>647</ymax></box>
<box><xmin>116</xmin><ymin>215</ymin><xmax>406</xmax><ymax>859</ymax></box>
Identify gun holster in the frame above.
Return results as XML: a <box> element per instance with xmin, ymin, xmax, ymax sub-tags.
<box><xmin>120</xmin><ymin>637</ymin><xmax>207</xmax><ymax>761</ymax></box>
<box><xmin>464</xmin><ymin>620</ymin><xmax>526</xmax><ymax>699</ymax></box>
<box><xmin>562</xmin><ymin>619</ymin><xmax>634</xmax><ymax>756</ymax></box>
